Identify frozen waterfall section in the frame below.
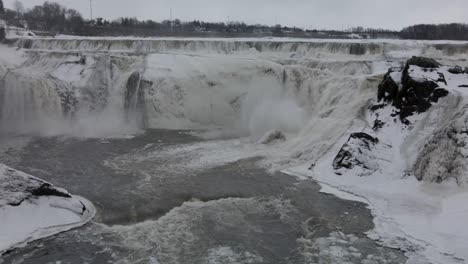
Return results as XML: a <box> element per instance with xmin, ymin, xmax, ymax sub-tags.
<box><xmin>287</xmin><ymin>56</ymin><xmax>468</xmax><ymax>264</ymax></box>
<box><xmin>0</xmin><ymin>164</ymin><xmax>95</xmax><ymax>255</ymax></box>
<box><xmin>2</xmin><ymin>38</ymin><xmax>468</xmax><ymax>262</ymax></box>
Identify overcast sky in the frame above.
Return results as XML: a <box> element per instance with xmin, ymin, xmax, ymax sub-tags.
<box><xmin>4</xmin><ymin>0</ymin><xmax>468</xmax><ymax>30</ymax></box>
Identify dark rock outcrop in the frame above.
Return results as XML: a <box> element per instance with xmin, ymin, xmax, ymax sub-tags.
<box><xmin>29</xmin><ymin>183</ymin><xmax>71</xmax><ymax>198</ymax></box>
<box><xmin>406</xmin><ymin>56</ymin><xmax>441</xmax><ymax>68</ymax></box>
<box><xmin>448</xmin><ymin>66</ymin><xmax>468</xmax><ymax>74</ymax></box>
<box><xmin>333</xmin><ymin>133</ymin><xmax>379</xmax><ymax>175</ymax></box>
<box><xmin>1</xmin><ymin>166</ymin><xmax>72</xmax><ymax>207</ymax></box>
<box><xmin>125</xmin><ymin>72</ymin><xmax>152</xmax><ymax>127</ymax></box>
<box><xmin>375</xmin><ymin>57</ymin><xmax>450</xmax><ymax>124</ymax></box>
<box><xmin>377</xmin><ymin>70</ymin><xmax>399</xmax><ymax>102</ymax></box>
<box><xmin>258</xmin><ymin>129</ymin><xmax>286</xmax><ymax>144</ymax></box>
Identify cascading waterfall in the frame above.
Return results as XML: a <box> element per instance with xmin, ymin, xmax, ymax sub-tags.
<box><xmin>0</xmin><ymin>52</ymin><xmax>147</xmax><ymax>137</ymax></box>
<box><xmin>14</xmin><ymin>37</ymin><xmax>468</xmax><ymax>58</ymax></box>
<box><xmin>0</xmin><ymin>71</ymin><xmax>65</xmax><ymax>135</ymax></box>
<box><xmin>3</xmin><ymin>37</ymin><xmax>467</xmax><ymax>138</ymax></box>
<box><xmin>125</xmin><ymin>71</ymin><xmax>147</xmax><ymax>129</ymax></box>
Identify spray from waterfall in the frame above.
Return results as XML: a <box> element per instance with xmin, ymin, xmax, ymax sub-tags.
<box><xmin>0</xmin><ymin>58</ymin><xmax>146</xmax><ymax>138</ymax></box>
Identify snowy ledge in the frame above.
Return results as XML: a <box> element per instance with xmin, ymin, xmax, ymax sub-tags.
<box><xmin>0</xmin><ymin>164</ymin><xmax>95</xmax><ymax>255</ymax></box>
<box><xmin>283</xmin><ymin>57</ymin><xmax>468</xmax><ymax>264</ymax></box>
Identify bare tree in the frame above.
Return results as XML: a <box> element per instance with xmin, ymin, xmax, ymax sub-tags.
<box><xmin>13</xmin><ymin>1</ymin><xmax>24</xmax><ymax>15</ymax></box>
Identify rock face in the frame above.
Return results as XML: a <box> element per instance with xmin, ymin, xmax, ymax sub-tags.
<box><xmin>333</xmin><ymin>133</ymin><xmax>380</xmax><ymax>176</ymax></box>
<box><xmin>0</xmin><ymin>164</ymin><xmax>96</xmax><ymax>255</ymax></box>
<box><xmin>367</xmin><ymin>56</ymin><xmax>468</xmax><ymax>184</ymax></box>
<box><xmin>0</xmin><ymin>166</ymin><xmax>72</xmax><ymax>207</ymax></box>
<box><xmin>406</xmin><ymin>56</ymin><xmax>441</xmax><ymax>68</ymax></box>
<box><xmin>413</xmin><ymin>112</ymin><xmax>468</xmax><ymax>185</ymax></box>
<box><xmin>376</xmin><ymin>56</ymin><xmax>450</xmax><ymax>124</ymax></box>
<box><xmin>125</xmin><ymin>71</ymin><xmax>152</xmax><ymax>127</ymax></box>
<box><xmin>377</xmin><ymin>69</ymin><xmax>400</xmax><ymax>102</ymax></box>
<box><xmin>258</xmin><ymin>129</ymin><xmax>286</xmax><ymax>144</ymax></box>
<box><xmin>448</xmin><ymin>66</ymin><xmax>468</xmax><ymax>75</ymax></box>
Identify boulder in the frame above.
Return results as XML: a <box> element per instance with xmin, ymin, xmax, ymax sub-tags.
<box><xmin>377</xmin><ymin>70</ymin><xmax>399</xmax><ymax>102</ymax></box>
<box><xmin>258</xmin><ymin>129</ymin><xmax>286</xmax><ymax>144</ymax></box>
<box><xmin>448</xmin><ymin>66</ymin><xmax>468</xmax><ymax>74</ymax></box>
<box><xmin>406</xmin><ymin>56</ymin><xmax>441</xmax><ymax>68</ymax></box>
<box><xmin>333</xmin><ymin>132</ymin><xmax>379</xmax><ymax>175</ymax></box>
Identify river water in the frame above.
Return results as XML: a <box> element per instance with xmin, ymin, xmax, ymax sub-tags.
<box><xmin>0</xmin><ymin>130</ymin><xmax>405</xmax><ymax>264</ymax></box>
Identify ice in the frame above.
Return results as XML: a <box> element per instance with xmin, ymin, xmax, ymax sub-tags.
<box><xmin>2</xmin><ymin>37</ymin><xmax>468</xmax><ymax>263</ymax></box>
<box><xmin>0</xmin><ymin>164</ymin><xmax>95</xmax><ymax>254</ymax></box>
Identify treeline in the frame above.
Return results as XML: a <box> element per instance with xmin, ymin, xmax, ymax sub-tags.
<box><xmin>1</xmin><ymin>0</ymin><xmax>468</xmax><ymax>40</ymax></box>
<box><xmin>94</xmin><ymin>17</ymin><xmax>304</xmax><ymax>35</ymax></box>
<box><xmin>0</xmin><ymin>0</ymin><xmax>84</xmax><ymax>34</ymax></box>
<box><xmin>401</xmin><ymin>23</ymin><xmax>468</xmax><ymax>40</ymax></box>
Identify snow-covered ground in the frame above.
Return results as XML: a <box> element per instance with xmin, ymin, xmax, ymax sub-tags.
<box><xmin>0</xmin><ymin>164</ymin><xmax>95</xmax><ymax>255</ymax></box>
<box><xmin>1</xmin><ymin>36</ymin><xmax>468</xmax><ymax>263</ymax></box>
<box><xmin>284</xmin><ymin>59</ymin><xmax>468</xmax><ymax>263</ymax></box>
<box><xmin>43</xmin><ymin>34</ymin><xmax>468</xmax><ymax>45</ymax></box>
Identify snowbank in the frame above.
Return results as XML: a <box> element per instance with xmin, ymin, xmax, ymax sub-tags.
<box><xmin>285</xmin><ymin>57</ymin><xmax>468</xmax><ymax>264</ymax></box>
<box><xmin>0</xmin><ymin>164</ymin><xmax>95</xmax><ymax>255</ymax></box>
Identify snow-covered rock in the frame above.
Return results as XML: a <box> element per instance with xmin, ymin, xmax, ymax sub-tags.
<box><xmin>332</xmin><ymin>132</ymin><xmax>390</xmax><ymax>176</ymax></box>
<box><xmin>0</xmin><ymin>164</ymin><xmax>95</xmax><ymax>255</ymax></box>
<box><xmin>258</xmin><ymin>129</ymin><xmax>286</xmax><ymax>144</ymax></box>
<box><xmin>376</xmin><ymin>56</ymin><xmax>450</xmax><ymax>125</ymax></box>
<box><xmin>359</xmin><ymin>56</ymin><xmax>468</xmax><ymax>184</ymax></box>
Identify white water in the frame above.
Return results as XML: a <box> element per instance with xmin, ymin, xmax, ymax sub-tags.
<box><xmin>0</xmin><ymin>51</ymin><xmax>145</xmax><ymax>137</ymax></box>
<box><xmin>2</xmin><ymin>38</ymin><xmax>468</xmax><ymax>263</ymax></box>
<box><xmin>2</xmin><ymin>37</ymin><xmax>468</xmax><ymax>138</ymax></box>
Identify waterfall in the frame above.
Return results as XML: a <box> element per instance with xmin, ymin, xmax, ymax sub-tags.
<box><xmin>125</xmin><ymin>71</ymin><xmax>147</xmax><ymax>128</ymax></box>
<box><xmin>0</xmin><ymin>53</ymin><xmax>147</xmax><ymax>137</ymax></box>
<box><xmin>0</xmin><ymin>71</ymin><xmax>65</xmax><ymax>135</ymax></box>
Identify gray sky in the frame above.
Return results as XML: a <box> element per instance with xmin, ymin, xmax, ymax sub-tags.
<box><xmin>5</xmin><ymin>0</ymin><xmax>468</xmax><ymax>30</ymax></box>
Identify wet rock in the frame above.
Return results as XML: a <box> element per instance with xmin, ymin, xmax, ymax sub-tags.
<box><xmin>349</xmin><ymin>43</ymin><xmax>367</xmax><ymax>55</ymax></box>
<box><xmin>57</xmin><ymin>89</ymin><xmax>78</xmax><ymax>116</ymax></box>
<box><xmin>436</xmin><ymin>72</ymin><xmax>447</xmax><ymax>86</ymax></box>
<box><xmin>376</xmin><ymin>57</ymin><xmax>450</xmax><ymax>124</ymax></box>
<box><xmin>448</xmin><ymin>66</ymin><xmax>468</xmax><ymax>74</ymax></box>
<box><xmin>258</xmin><ymin>129</ymin><xmax>286</xmax><ymax>144</ymax></box>
<box><xmin>372</xmin><ymin>119</ymin><xmax>385</xmax><ymax>130</ymax></box>
<box><xmin>377</xmin><ymin>70</ymin><xmax>399</xmax><ymax>102</ymax></box>
<box><xmin>125</xmin><ymin>72</ymin><xmax>152</xmax><ymax>127</ymax></box>
<box><xmin>29</xmin><ymin>183</ymin><xmax>71</xmax><ymax>198</ymax></box>
<box><xmin>429</xmin><ymin>88</ymin><xmax>449</xmax><ymax>102</ymax></box>
<box><xmin>333</xmin><ymin>133</ymin><xmax>379</xmax><ymax>175</ymax></box>
<box><xmin>406</xmin><ymin>56</ymin><xmax>441</xmax><ymax>68</ymax></box>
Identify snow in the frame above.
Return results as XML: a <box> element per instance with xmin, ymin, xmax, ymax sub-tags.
<box><xmin>0</xmin><ymin>164</ymin><xmax>96</xmax><ymax>255</ymax></box>
<box><xmin>42</xmin><ymin>35</ymin><xmax>468</xmax><ymax>45</ymax></box>
<box><xmin>2</xmin><ymin>36</ymin><xmax>468</xmax><ymax>263</ymax></box>
<box><xmin>286</xmin><ymin>164</ymin><xmax>468</xmax><ymax>264</ymax></box>
<box><xmin>4</xmin><ymin>26</ymin><xmax>35</xmax><ymax>39</ymax></box>
<box><xmin>283</xmin><ymin>62</ymin><xmax>468</xmax><ymax>263</ymax></box>
<box><xmin>0</xmin><ymin>45</ymin><xmax>27</xmax><ymax>70</ymax></box>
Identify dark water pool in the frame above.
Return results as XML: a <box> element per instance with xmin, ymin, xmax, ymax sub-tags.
<box><xmin>0</xmin><ymin>130</ymin><xmax>406</xmax><ymax>264</ymax></box>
